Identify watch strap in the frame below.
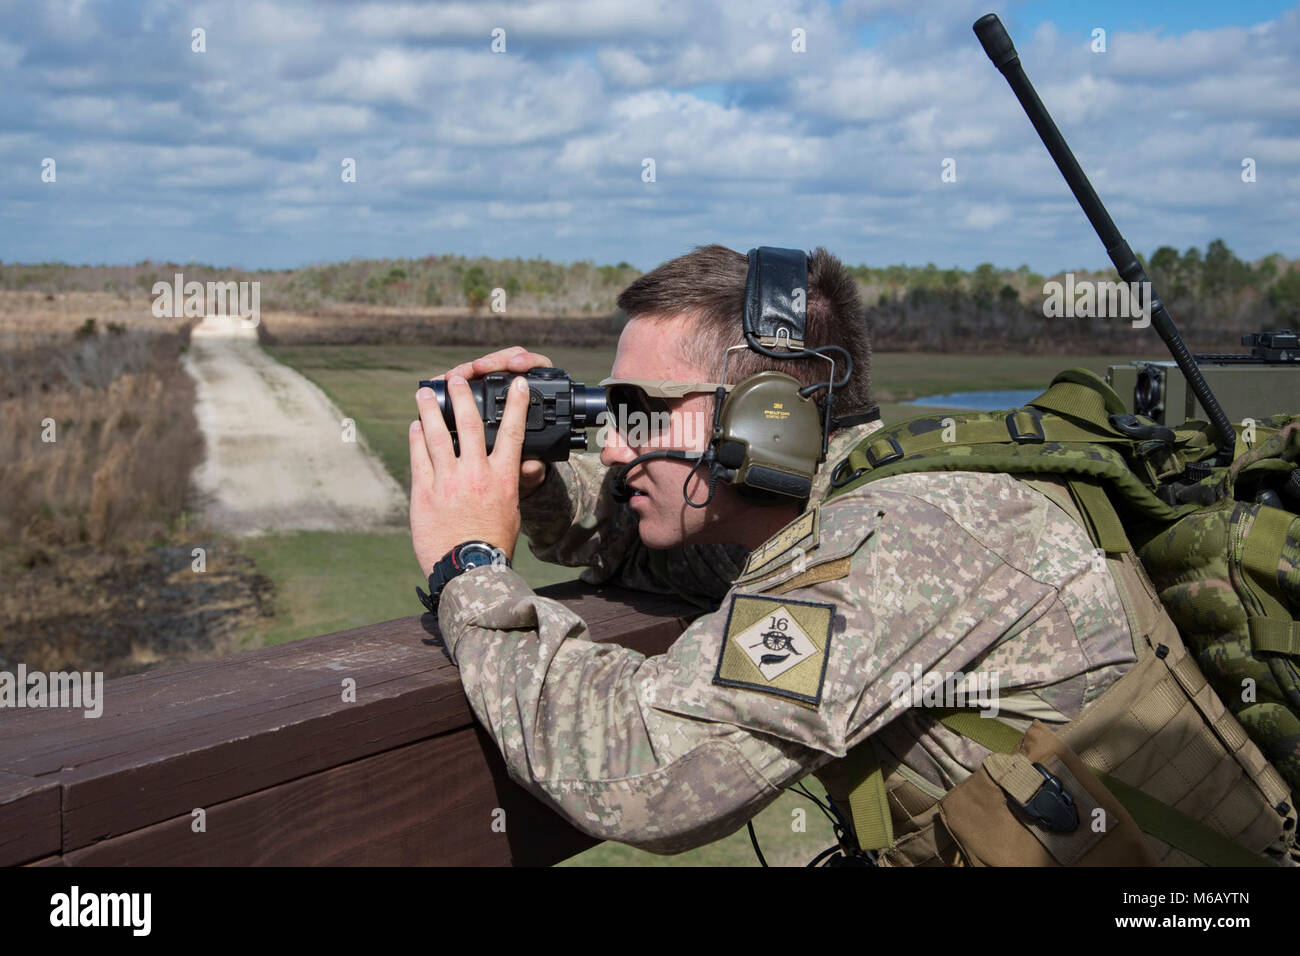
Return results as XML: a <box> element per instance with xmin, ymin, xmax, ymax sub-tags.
<box><xmin>416</xmin><ymin>541</ymin><xmax>511</xmax><ymax>613</ymax></box>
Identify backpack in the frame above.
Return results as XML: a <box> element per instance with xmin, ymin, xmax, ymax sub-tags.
<box><xmin>823</xmin><ymin>368</ymin><xmax>1300</xmax><ymax>863</ymax></box>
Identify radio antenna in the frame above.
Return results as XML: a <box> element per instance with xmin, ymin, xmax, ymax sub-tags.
<box><xmin>973</xmin><ymin>13</ymin><xmax>1236</xmax><ymax>465</ymax></box>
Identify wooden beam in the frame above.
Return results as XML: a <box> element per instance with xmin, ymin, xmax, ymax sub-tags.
<box><xmin>0</xmin><ymin>772</ymin><xmax>61</xmax><ymax>867</ymax></box>
<box><xmin>0</xmin><ymin>582</ymin><xmax>699</xmax><ymax>865</ymax></box>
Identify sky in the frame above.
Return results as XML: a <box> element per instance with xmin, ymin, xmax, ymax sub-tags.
<box><xmin>0</xmin><ymin>0</ymin><xmax>1297</xmax><ymax>274</ymax></box>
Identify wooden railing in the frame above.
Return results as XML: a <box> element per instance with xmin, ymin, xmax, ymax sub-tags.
<box><xmin>0</xmin><ymin>582</ymin><xmax>702</xmax><ymax>866</ymax></box>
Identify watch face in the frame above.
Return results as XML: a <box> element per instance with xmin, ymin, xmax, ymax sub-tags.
<box><xmin>457</xmin><ymin>542</ymin><xmax>500</xmax><ymax>569</ymax></box>
<box><xmin>460</xmin><ymin>550</ymin><xmax>494</xmax><ymax>569</ymax></box>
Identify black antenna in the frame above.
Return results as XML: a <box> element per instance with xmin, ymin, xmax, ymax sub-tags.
<box><xmin>973</xmin><ymin>13</ymin><xmax>1236</xmax><ymax>466</ymax></box>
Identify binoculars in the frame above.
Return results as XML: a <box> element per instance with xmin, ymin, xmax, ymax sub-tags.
<box><xmin>417</xmin><ymin>367</ymin><xmax>607</xmax><ymax>461</ymax></box>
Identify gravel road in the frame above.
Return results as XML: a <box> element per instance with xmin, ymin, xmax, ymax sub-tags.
<box><xmin>183</xmin><ymin>315</ymin><xmax>407</xmax><ymax>536</ymax></box>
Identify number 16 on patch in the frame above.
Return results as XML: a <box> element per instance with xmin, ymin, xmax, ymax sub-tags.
<box><xmin>714</xmin><ymin>594</ymin><xmax>834</xmax><ymax>708</ymax></box>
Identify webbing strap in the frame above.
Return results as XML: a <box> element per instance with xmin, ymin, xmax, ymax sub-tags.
<box><xmin>1248</xmin><ymin>617</ymin><xmax>1300</xmax><ymax>658</ymax></box>
<box><xmin>840</xmin><ymin>739</ymin><xmax>894</xmax><ymax>851</ymax></box>
<box><xmin>1028</xmin><ymin>378</ymin><xmax>1122</xmax><ymax>430</ymax></box>
<box><xmin>935</xmin><ymin>707</ymin><xmax>1025</xmax><ymax>751</ymax></box>
<box><xmin>1241</xmin><ymin>506</ymin><xmax>1297</xmax><ymax>621</ymax></box>
<box><xmin>1094</xmin><ymin>772</ymin><xmax>1275</xmax><ymax>868</ymax></box>
<box><xmin>854</xmin><ymin>414</ymin><xmax>1130</xmax><ymax>466</ymax></box>
<box><xmin>1066</xmin><ymin>478</ymin><xmax>1133</xmax><ymax>554</ymax></box>
<box><xmin>984</xmin><ymin>753</ymin><xmax>1050</xmax><ymax>804</ymax></box>
<box><xmin>829</xmin><ymin>442</ymin><xmax>1185</xmax><ymax>525</ymax></box>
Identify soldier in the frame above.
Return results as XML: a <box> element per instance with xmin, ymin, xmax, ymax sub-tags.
<box><xmin>408</xmin><ymin>244</ymin><xmax>1143</xmax><ymax>862</ymax></box>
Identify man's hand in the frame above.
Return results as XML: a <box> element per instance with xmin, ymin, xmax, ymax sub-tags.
<box><xmin>434</xmin><ymin>346</ymin><xmax>555</xmax><ymax>497</ymax></box>
<box><xmin>410</xmin><ymin>371</ymin><xmax>531</xmax><ymax>577</ymax></box>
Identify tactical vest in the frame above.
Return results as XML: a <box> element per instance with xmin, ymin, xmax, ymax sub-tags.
<box><xmin>815</xmin><ymin>369</ymin><xmax>1299</xmax><ymax>867</ymax></box>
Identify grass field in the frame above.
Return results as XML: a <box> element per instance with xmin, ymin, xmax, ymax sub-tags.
<box><xmin>260</xmin><ymin>343</ymin><xmax>1136</xmax><ymax>865</ymax></box>
<box><xmin>266</xmin><ymin>344</ymin><xmax>617</xmax><ymax>487</ymax></box>
<box><xmin>267</xmin><ymin>343</ymin><xmax>1138</xmax><ymax>480</ymax></box>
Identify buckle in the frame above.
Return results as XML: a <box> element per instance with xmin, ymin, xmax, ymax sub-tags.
<box><xmin>1009</xmin><ymin>762</ymin><xmax>1079</xmax><ymax>832</ymax></box>
<box><xmin>1108</xmin><ymin>412</ymin><xmax>1175</xmax><ymax>444</ymax></box>
<box><xmin>830</xmin><ymin>457</ymin><xmax>867</xmax><ymax>489</ymax></box>
<box><xmin>865</xmin><ymin>436</ymin><xmax>904</xmax><ymax>468</ymax></box>
<box><xmin>1006</xmin><ymin>408</ymin><xmax>1045</xmax><ymax>443</ymax></box>
<box><xmin>416</xmin><ymin>585</ymin><xmax>437</xmax><ymax>614</ymax></box>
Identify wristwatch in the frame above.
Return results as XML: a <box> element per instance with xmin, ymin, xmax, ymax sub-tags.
<box><xmin>417</xmin><ymin>540</ymin><xmax>512</xmax><ymax>613</ymax></box>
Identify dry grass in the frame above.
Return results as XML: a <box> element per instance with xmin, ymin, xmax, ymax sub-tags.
<box><xmin>255</xmin><ymin>304</ymin><xmax>624</xmax><ymax>347</ymax></box>
<box><xmin>0</xmin><ymin>291</ymin><xmax>271</xmax><ymax>677</ymax></box>
<box><xmin>0</xmin><ymin>293</ymin><xmax>200</xmax><ymax>554</ymax></box>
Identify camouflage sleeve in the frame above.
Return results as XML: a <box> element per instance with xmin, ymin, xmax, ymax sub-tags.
<box><xmin>438</xmin><ymin>485</ymin><xmax>1060</xmax><ymax>853</ymax></box>
<box><xmin>437</xmin><ymin>561</ymin><xmax>826</xmax><ymax>853</ymax></box>
<box><xmin>519</xmin><ymin>453</ymin><xmax>748</xmax><ymax>605</ymax></box>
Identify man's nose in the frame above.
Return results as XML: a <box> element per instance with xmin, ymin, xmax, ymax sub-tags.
<box><xmin>599</xmin><ymin>420</ymin><xmax>637</xmax><ymax>468</ymax></box>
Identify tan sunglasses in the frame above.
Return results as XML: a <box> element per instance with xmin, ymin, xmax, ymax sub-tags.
<box><xmin>598</xmin><ymin>378</ymin><xmax>733</xmax><ymax>433</ymax></box>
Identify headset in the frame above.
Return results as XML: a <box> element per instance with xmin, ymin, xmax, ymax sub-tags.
<box><xmin>610</xmin><ymin>246</ymin><xmax>879</xmax><ymax>508</ymax></box>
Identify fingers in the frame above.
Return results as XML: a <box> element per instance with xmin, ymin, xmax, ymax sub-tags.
<box><xmin>488</xmin><ymin>348</ymin><xmax>552</xmax><ymax>375</ymax></box>
<box><xmin>408</xmin><ymin>418</ymin><xmax>436</xmax><ymax>489</ymax></box>
<box><xmin>443</xmin><ymin>374</ymin><xmax>486</xmax><ymax>461</ymax></box>
<box><xmin>442</xmin><ymin>347</ymin><xmax>518</xmax><ymax>382</ymax></box>
<box><xmin>492</xmin><ymin>375</ymin><xmax>530</xmax><ymax>474</ymax></box>
<box><xmin>414</xmin><ymin>386</ymin><xmax>454</xmax><ymax>471</ymax></box>
<box><xmin>438</xmin><ymin>346</ymin><xmax>553</xmax><ymax>382</ymax></box>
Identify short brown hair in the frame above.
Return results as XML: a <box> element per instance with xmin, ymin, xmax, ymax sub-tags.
<box><xmin>615</xmin><ymin>244</ymin><xmax>873</xmax><ymax>426</ymax></box>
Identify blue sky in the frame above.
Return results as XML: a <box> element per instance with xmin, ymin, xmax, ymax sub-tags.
<box><xmin>1</xmin><ymin>0</ymin><xmax>1297</xmax><ymax>274</ymax></box>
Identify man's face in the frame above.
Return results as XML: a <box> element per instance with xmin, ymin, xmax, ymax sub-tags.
<box><xmin>600</xmin><ymin>313</ymin><xmax>743</xmax><ymax>549</ymax></box>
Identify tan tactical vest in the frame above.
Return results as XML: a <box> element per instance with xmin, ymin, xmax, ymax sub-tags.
<box><xmin>815</xmin><ymin>476</ymin><xmax>1299</xmax><ymax>867</ymax></box>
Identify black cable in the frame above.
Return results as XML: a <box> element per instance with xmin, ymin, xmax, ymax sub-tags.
<box><xmin>746</xmin><ymin>781</ymin><xmax>878</xmax><ymax>868</ymax></box>
<box><xmin>807</xmin><ymin>844</ymin><xmax>844</xmax><ymax>867</ymax></box>
<box><xmin>747</xmin><ymin>820</ymin><xmax>768</xmax><ymax>867</ymax></box>
<box><xmin>683</xmin><ymin>454</ymin><xmax>725</xmax><ymax>508</ymax></box>
<box><xmin>790</xmin><ymin>782</ymin><xmax>839</xmax><ymax>827</ymax></box>
<box><xmin>742</xmin><ymin>335</ymin><xmax>853</xmax><ymax>388</ymax></box>
<box><xmin>741</xmin><ymin>332</ymin><xmax>851</xmax><ymax>402</ymax></box>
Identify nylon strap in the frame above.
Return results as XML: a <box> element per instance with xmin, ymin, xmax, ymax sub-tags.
<box><xmin>935</xmin><ymin>707</ymin><xmax>1025</xmax><ymax>751</ymax></box>
<box><xmin>1028</xmin><ymin>379</ymin><xmax>1121</xmax><ymax>429</ymax></box>
<box><xmin>1094</xmin><ymin>772</ymin><xmax>1275</xmax><ymax>868</ymax></box>
<box><xmin>984</xmin><ymin>753</ymin><xmax>1051</xmax><ymax>804</ymax></box>
<box><xmin>853</xmin><ymin>414</ymin><xmax>1129</xmax><ymax>463</ymax></box>
<box><xmin>1248</xmin><ymin>617</ymin><xmax>1300</xmax><ymax>658</ymax></box>
<box><xmin>1065</xmin><ymin>479</ymin><xmax>1133</xmax><ymax>554</ymax></box>
<box><xmin>827</xmin><ymin>432</ymin><xmax>1193</xmax><ymax>528</ymax></box>
<box><xmin>839</xmin><ymin>739</ymin><xmax>895</xmax><ymax>851</ymax></box>
<box><xmin>1241</xmin><ymin>506</ymin><xmax>1296</xmax><ymax>621</ymax></box>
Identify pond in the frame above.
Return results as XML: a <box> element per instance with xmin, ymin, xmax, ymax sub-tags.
<box><xmin>903</xmin><ymin>389</ymin><xmax>1041</xmax><ymax>410</ymax></box>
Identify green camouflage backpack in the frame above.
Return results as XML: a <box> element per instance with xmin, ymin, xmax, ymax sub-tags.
<box><xmin>825</xmin><ymin>368</ymin><xmax>1300</xmax><ymax>797</ymax></box>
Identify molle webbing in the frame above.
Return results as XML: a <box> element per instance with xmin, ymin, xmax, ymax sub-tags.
<box><xmin>824</xmin><ymin>368</ymin><xmax>1298</xmax><ymax>866</ymax></box>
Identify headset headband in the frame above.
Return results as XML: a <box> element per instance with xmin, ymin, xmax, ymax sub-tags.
<box><xmin>743</xmin><ymin>247</ymin><xmax>807</xmax><ymax>351</ymax></box>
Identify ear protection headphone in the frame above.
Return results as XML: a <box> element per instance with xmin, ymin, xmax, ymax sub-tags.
<box><xmin>610</xmin><ymin>246</ymin><xmax>878</xmax><ymax>507</ymax></box>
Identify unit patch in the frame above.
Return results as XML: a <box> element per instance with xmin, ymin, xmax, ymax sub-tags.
<box><xmin>738</xmin><ymin>508</ymin><xmax>819</xmax><ymax>581</ymax></box>
<box><xmin>713</xmin><ymin>594</ymin><xmax>834</xmax><ymax>707</ymax></box>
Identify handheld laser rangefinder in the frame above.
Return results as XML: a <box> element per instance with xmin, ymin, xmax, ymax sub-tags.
<box><xmin>417</xmin><ymin>368</ymin><xmax>606</xmax><ymax>461</ymax></box>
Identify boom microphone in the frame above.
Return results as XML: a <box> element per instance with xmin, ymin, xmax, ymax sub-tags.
<box><xmin>610</xmin><ymin>451</ymin><xmax>706</xmax><ymax>503</ymax></box>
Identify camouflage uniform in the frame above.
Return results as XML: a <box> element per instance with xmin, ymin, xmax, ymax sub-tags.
<box><xmin>436</xmin><ymin>420</ymin><xmax>1139</xmax><ymax>854</ymax></box>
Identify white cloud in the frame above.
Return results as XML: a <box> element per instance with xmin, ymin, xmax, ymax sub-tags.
<box><xmin>962</xmin><ymin>203</ymin><xmax>1011</xmax><ymax>230</ymax></box>
<box><xmin>0</xmin><ymin>0</ymin><xmax>1296</xmax><ymax>271</ymax></box>
<box><xmin>240</xmin><ymin>103</ymin><xmax>374</xmax><ymax>145</ymax></box>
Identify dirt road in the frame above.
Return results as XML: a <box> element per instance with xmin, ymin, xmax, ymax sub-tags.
<box><xmin>184</xmin><ymin>315</ymin><xmax>407</xmax><ymax>536</ymax></box>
